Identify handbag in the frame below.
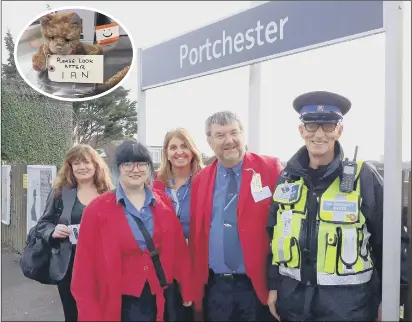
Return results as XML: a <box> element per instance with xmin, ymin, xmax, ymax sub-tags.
<box><xmin>20</xmin><ymin>195</ymin><xmax>63</xmax><ymax>285</ymax></box>
<box><xmin>130</xmin><ymin>214</ymin><xmax>183</xmax><ymax>322</ymax></box>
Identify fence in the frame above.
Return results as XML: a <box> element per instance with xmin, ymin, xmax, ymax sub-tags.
<box><xmin>1</xmin><ymin>164</ymin><xmax>28</xmax><ymax>254</ymax></box>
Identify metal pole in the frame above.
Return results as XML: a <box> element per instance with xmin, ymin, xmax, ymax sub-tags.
<box><xmin>247</xmin><ymin>1</ymin><xmax>266</xmax><ymax>153</ymax></box>
<box><xmin>136</xmin><ymin>48</ymin><xmax>147</xmax><ymax>145</ymax></box>
<box><xmin>382</xmin><ymin>1</ymin><xmax>404</xmax><ymax>321</ymax></box>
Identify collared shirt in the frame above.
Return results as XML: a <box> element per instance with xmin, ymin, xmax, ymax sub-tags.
<box><xmin>165</xmin><ymin>175</ymin><xmax>192</xmax><ymax>239</ymax></box>
<box><xmin>209</xmin><ymin>159</ymin><xmax>246</xmax><ymax>274</ymax></box>
<box><xmin>116</xmin><ymin>184</ymin><xmax>156</xmax><ymax>250</ymax></box>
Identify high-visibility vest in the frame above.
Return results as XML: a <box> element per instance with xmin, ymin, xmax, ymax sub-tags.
<box><xmin>271</xmin><ymin>160</ymin><xmax>374</xmax><ymax>286</ymax></box>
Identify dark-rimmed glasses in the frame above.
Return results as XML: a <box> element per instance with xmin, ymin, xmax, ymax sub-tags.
<box><xmin>121</xmin><ymin>162</ymin><xmax>149</xmax><ymax>172</ymax></box>
<box><xmin>303</xmin><ymin>122</ymin><xmax>338</xmax><ymax>133</ymax></box>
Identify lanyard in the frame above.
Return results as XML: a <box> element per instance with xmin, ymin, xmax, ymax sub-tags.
<box><xmin>170</xmin><ymin>178</ymin><xmax>191</xmax><ymax>218</ymax></box>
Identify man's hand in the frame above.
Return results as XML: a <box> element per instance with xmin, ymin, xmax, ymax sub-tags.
<box><xmin>268</xmin><ymin>290</ymin><xmax>280</xmax><ymax>321</ymax></box>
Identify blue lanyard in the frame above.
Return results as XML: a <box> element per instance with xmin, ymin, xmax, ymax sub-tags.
<box><xmin>170</xmin><ymin>178</ymin><xmax>191</xmax><ymax>218</ymax></box>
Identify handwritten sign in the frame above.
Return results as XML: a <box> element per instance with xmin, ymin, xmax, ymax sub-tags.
<box><xmin>95</xmin><ymin>23</ymin><xmax>120</xmax><ymax>44</ymax></box>
<box><xmin>47</xmin><ymin>55</ymin><xmax>104</xmax><ymax>84</ymax></box>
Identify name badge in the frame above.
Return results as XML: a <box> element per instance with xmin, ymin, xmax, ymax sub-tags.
<box><xmin>322</xmin><ymin>200</ymin><xmax>358</xmax><ymax>222</ymax></box>
<box><xmin>252</xmin><ymin>186</ymin><xmax>272</xmax><ymax>202</ymax></box>
<box><xmin>250</xmin><ymin>172</ymin><xmax>263</xmax><ymax>193</ymax></box>
<box><xmin>274</xmin><ymin>183</ymin><xmax>300</xmax><ymax>202</ymax></box>
<box><xmin>68</xmin><ymin>224</ymin><xmax>80</xmax><ymax>245</ymax></box>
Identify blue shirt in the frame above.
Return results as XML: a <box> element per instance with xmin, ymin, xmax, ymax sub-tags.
<box><xmin>165</xmin><ymin>176</ymin><xmax>191</xmax><ymax>239</ymax></box>
<box><xmin>116</xmin><ymin>184</ymin><xmax>156</xmax><ymax>250</ymax></box>
<box><xmin>209</xmin><ymin>160</ymin><xmax>246</xmax><ymax>274</ymax></box>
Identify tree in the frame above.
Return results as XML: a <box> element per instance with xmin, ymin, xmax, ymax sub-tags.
<box><xmin>1</xmin><ymin>29</ymin><xmax>18</xmax><ymax>80</ymax></box>
<box><xmin>72</xmin><ymin>86</ymin><xmax>138</xmax><ymax>148</ymax></box>
<box><xmin>1</xmin><ymin>30</ymin><xmax>73</xmax><ymax>165</ymax></box>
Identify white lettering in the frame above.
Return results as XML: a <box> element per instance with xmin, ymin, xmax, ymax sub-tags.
<box><xmin>245</xmin><ymin>28</ymin><xmax>255</xmax><ymax>50</ymax></box>
<box><xmin>265</xmin><ymin>21</ymin><xmax>278</xmax><ymax>43</ymax></box>
<box><xmin>222</xmin><ymin>30</ymin><xmax>232</xmax><ymax>56</ymax></box>
<box><xmin>189</xmin><ymin>48</ymin><xmax>198</xmax><ymax>65</ymax></box>
<box><xmin>233</xmin><ymin>32</ymin><xmax>244</xmax><ymax>52</ymax></box>
<box><xmin>199</xmin><ymin>44</ymin><xmax>206</xmax><ymax>63</ymax></box>
<box><xmin>212</xmin><ymin>40</ymin><xmax>221</xmax><ymax>58</ymax></box>
<box><xmin>279</xmin><ymin>16</ymin><xmax>288</xmax><ymax>40</ymax></box>
<box><xmin>179</xmin><ymin>16</ymin><xmax>289</xmax><ymax>67</ymax></box>
<box><xmin>180</xmin><ymin>45</ymin><xmax>188</xmax><ymax>68</ymax></box>
<box><xmin>205</xmin><ymin>38</ymin><xmax>212</xmax><ymax>60</ymax></box>
<box><xmin>255</xmin><ymin>20</ymin><xmax>265</xmax><ymax>46</ymax></box>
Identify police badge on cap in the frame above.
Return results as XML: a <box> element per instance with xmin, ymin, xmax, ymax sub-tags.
<box><xmin>292</xmin><ymin>91</ymin><xmax>352</xmax><ymax>122</ymax></box>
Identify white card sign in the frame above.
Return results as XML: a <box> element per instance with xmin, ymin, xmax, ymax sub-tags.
<box><xmin>47</xmin><ymin>55</ymin><xmax>104</xmax><ymax>84</ymax></box>
<box><xmin>68</xmin><ymin>224</ymin><xmax>80</xmax><ymax>245</ymax></box>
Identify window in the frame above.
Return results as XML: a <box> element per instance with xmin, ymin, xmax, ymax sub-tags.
<box><xmin>153</xmin><ymin>150</ymin><xmax>161</xmax><ymax>164</ymax></box>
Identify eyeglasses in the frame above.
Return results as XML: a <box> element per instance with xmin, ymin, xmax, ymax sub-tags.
<box><xmin>212</xmin><ymin>131</ymin><xmax>242</xmax><ymax>142</ymax></box>
<box><xmin>303</xmin><ymin>122</ymin><xmax>338</xmax><ymax>133</ymax></box>
<box><xmin>121</xmin><ymin>162</ymin><xmax>149</xmax><ymax>172</ymax></box>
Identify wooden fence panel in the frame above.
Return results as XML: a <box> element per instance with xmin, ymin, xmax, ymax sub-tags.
<box><xmin>1</xmin><ymin>164</ymin><xmax>28</xmax><ymax>254</ymax></box>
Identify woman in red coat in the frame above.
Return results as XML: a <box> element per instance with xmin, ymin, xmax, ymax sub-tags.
<box><xmin>71</xmin><ymin>140</ymin><xmax>194</xmax><ymax>321</ymax></box>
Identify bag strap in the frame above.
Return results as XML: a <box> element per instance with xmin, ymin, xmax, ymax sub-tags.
<box><xmin>130</xmin><ymin>214</ymin><xmax>169</xmax><ymax>288</ymax></box>
<box><xmin>111</xmin><ymin>189</ymin><xmax>169</xmax><ymax>289</ymax></box>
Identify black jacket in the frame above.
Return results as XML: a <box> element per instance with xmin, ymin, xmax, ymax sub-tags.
<box><xmin>36</xmin><ymin>186</ymin><xmax>78</xmax><ymax>282</ymax></box>
<box><xmin>266</xmin><ymin>142</ymin><xmax>409</xmax><ymax>321</ymax></box>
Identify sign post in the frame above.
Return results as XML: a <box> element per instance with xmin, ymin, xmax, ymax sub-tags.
<box><xmin>247</xmin><ymin>1</ymin><xmax>266</xmax><ymax>153</ymax></box>
<box><xmin>382</xmin><ymin>1</ymin><xmax>404</xmax><ymax>321</ymax></box>
<box><xmin>137</xmin><ymin>48</ymin><xmax>147</xmax><ymax>145</ymax></box>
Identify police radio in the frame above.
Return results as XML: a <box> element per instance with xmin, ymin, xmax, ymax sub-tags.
<box><xmin>340</xmin><ymin>146</ymin><xmax>358</xmax><ymax>193</ymax></box>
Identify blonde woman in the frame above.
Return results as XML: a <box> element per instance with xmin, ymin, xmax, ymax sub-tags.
<box><xmin>153</xmin><ymin>128</ymin><xmax>204</xmax><ymax>239</ymax></box>
<box><xmin>36</xmin><ymin>144</ymin><xmax>113</xmax><ymax>321</ymax></box>
<box><xmin>153</xmin><ymin>128</ymin><xmax>203</xmax><ymax>322</ymax></box>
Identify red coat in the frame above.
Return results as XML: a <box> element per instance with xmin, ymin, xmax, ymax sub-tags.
<box><xmin>152</xmin><ymin>177</ymin><xmax>166</xmax><ymax>191</ymax></box>
<box><xmin>71</xmin><ymin>190</ymin><xmax>194</xmax><ymax>321</ymax></box>
<box><xmin>189</xmin><ymin>153</ymin><xmax>282</xmax><ymax>312</ymax></box>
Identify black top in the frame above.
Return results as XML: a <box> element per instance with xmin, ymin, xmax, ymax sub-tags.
<box><xmin>71</xmin><ymin>196</ymin><xmax>85</xmax><ymax>225</ymax></box>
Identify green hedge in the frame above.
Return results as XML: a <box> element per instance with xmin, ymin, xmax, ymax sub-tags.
<box><xmin>1</xmin><ymin>80</ymin><xmax>73</xmax><ymax>167</ymax></box>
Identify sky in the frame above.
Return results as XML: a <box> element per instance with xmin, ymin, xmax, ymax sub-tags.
<box><xmin>2</xmin><ymin>1</ymin><xmax>411</xmax><ymax>162</ymax></box>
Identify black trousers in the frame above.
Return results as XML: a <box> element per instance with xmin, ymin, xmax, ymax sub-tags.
<box><xmin>57</xmin><ymin>249</ymin><xmax>78</xmax><ymax>322</ymax></box>
<box><xmin>204</xmin><ymin>270</ymin><xmax>274</xmax><ymax>322</ymax></box>
<box><xmin>121</xmin><ymin>282</ymin><xmax>191</xmax><ymax>322</ymax></box>
<box><xmin>122</xmin><ymin>283</ymin><xmax>157</xmax><ymax>322</ymax></box>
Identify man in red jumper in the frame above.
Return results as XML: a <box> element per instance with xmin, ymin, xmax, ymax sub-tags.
<box><xmin>189</xmin><ymin>111</ymin><xmax>283</xmax><ymax>321</ymax></box>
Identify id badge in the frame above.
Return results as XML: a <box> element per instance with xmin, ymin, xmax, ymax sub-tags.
<box><xmin>68</xmin><ymin>224</ymin><xmax>80</xmax><ymax>245</ymax></box>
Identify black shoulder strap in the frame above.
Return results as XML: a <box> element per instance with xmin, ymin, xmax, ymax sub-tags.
<box><xmin>130</xmin><ymin>211</ymin><xmax>168</xmax><ymax>288</ymax></box>
<box><xmin>115</xmin><ymin>188</ymin><xmax>169</xmax><ymax>288</ymax></box>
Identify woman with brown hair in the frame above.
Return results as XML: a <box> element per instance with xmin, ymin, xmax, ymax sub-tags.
<box><xmin>153</xmin><ymin>128</ymin><xmax>204</xmax><ymax>240</ymax></box>
<box><xmin>36</xmin><ymin>144</ymin><xmax>113</xmax><ymax>321</ymax></box>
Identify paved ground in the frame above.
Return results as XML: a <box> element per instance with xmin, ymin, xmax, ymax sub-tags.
<box><xmin>1</xmin><ymin>245</ymin><xmax>64</xmax><ymax>321</ymax></box>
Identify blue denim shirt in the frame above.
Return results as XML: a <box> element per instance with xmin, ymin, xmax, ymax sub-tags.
<box><xmin>209</xmin><ymin>160</ymin><xmax>246</xmax><ymax>274</ymax></box>
<box><xmin>165</xmin><ymin>175</ymin><xmax>192</xmax><ymax>239</ymax></box>
<box><xmin>116</xmin><ymin>184</ymin><xmax>156</xmax><ymax>250</ymax></box>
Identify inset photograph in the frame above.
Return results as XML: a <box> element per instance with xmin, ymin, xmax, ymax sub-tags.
<box><xmin>15</xmin><ymin>7</ymin><xmax>134</xmax><ymax>101</ymax></box>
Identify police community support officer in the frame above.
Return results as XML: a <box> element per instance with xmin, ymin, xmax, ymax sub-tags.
<box><xmin>266</xmin><ymin>91</ymin><xmax>409</xmax><ymax>321</ymax></box>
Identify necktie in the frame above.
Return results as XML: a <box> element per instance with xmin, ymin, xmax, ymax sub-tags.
<box><xmin>223</xmin><ymin>168</ymin><xmax>242</xmax><ymax>271</ymax></box>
